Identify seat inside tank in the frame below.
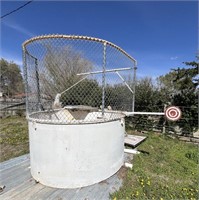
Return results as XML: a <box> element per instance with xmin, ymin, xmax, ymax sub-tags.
<box><xmin>29</xmin><ymin>105</ymin><xmax>124</xmax><ymax>124</ymax></box>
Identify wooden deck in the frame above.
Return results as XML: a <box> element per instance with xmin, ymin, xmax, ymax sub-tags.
<box><xmin>0</xmin><ymin>134</ymin><xmax>146</xmax><ymax>199</ymax></box>
<box><xmin>0</xmin><ymin>153</ymin><xmax>133</xmax><ymax>200</ymax></box>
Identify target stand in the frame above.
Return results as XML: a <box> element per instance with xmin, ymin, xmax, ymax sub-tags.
<box><xmin>165</xmin><ymin>106</ymin><xmax>182</xmax><ymax>121</ymax></box>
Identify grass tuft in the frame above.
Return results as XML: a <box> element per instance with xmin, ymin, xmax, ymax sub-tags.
<box><xmin>0</xmin><ymin>116</ymin><xmax>29</xmax><ymax>162</ymax></box>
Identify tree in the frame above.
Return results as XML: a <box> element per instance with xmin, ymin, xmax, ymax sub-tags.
<box><xmin>158</xmin><ymin>59</ymin><xmax>198</xmax><ymax>134</ymax></box>
<box><xmin>61</xmin><ymin>79</ymin><xmax>102</xmax><ymax>107</ymax></box>
<box><xmin>0</xmin><ymin>58</ymin><xmax>24</xmax><ymax>97</ymax></box>
<box><xmin>158</xmin><ymin>62</ymin><xmax>198</xmax><ymax>103</ymax></box>
<box><xmin>126</xmin><ymin>77</ymin><xmax>166</xmax><ymax>131</ymax></box>
<box><xmin>40</xmin><ymin>45</ymin><xmax>93</xmax><ymax>97</ymax></box>
<box><xmin>105</xmin><ymin>83</ymin><xmax>131</xmax><ymax>111</ymax></box>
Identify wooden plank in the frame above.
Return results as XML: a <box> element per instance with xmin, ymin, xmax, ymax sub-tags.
<box><xmin>0</xmin><ymin>163</ymin><xmax>31</xmax><ymax>193</ymax></box>
<box><xmin>13</xmin><ymin>183</ymin><xmax>46</xmax><ymax>200</ymax></box>
<box><xmin>100</xmin><ymin>175</ymin><xmax>123</xmax><ymax>199</ymax></box>
<box><xmin>0</xmin><ymin>154</ymin><xmax>29</xmax><ymax>171</ymax></box>
<box><xmin>0</xmin><ymin>173</ymin><xmax>32</xmax><ymax>193</ymax></box>
<box><xmin>0</xmin><ymin>152</ymin><xmax>132</xmax><ymax>199</ymax></box>
<box><xmin>124</xmin><ymin>134</ymin><xmax>147</xmax><ymax>147</ymax></box>
<box><xmin>2</xmin><ymin>178</ymin><xmax>35</xmax><ymax>199</ymax></box>
<box><xmin>1</xmin><ymin>161</ymin><xmax>30</xmax><ymax>182</ymax></box>
<box><xmin>51</xmin><ymin>188</ymin><xmax>81</xmax><ymax>200</ymax></box>
<box><xmin>72</xmin><ymin>184</ymin><xmax>99</xmax><ymax>200</ymax></box>
<box><xmin>30</xmin><ymin>187</ymin><xmax>58</xmax><ymax>200</ymax></box>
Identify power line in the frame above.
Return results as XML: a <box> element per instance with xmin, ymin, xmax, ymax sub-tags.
<box><xmin>1</xmin><ymin>1</ymin><xmax>33</xmax><ymax>19</ymax></box>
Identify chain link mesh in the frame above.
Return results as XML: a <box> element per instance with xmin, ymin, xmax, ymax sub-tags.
<box><xmin>23</xmin><ymin>35</ymin><xmax>136</xmax><ymax>124</ymax></box>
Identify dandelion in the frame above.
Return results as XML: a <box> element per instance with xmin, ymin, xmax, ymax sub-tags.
<box><xmin>113</xmin><ymin>197</ymin><xmax>117</xmax><ymax>200</ymax></box>
<box><xmin>160</xmin><ymin>198</ymin><xmax>164</xmax><ymax>200</ymax></box>
<box><xmin>136</xmin><ymin>191</ymin><xmax>139</xmax><ymax>196</ymax></box>
<box><xmin>147</xmin><ymin>181</ymin><xmax>150</xmax><ymax>186</ymax></box>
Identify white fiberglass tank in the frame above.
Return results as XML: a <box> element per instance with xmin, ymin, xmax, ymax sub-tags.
<box><xmin>28</xmin><ymin>110</ymin><xmax>125</xmax><ymax>188</ymax></box>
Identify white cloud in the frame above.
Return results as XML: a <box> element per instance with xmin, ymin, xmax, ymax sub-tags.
<box><xmin>170</xmin><ymin>56</ymin><xmax>178</xmax><ymax>60</ymax></box>
<box><xmin>2</xmin><ymin>21</ymin><xmax>34</xmax><ymax>37</ymax></box>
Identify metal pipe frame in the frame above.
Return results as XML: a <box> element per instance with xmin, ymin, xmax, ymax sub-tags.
<box><xmin>102</xmin><ymin>42</ymin><xmax>107</xmax><ymax>116</ymax></box>
<box><xmin>77</xmin><ymin>67</ymin><xmax>133</xmax><ymax>76</ymax></box>
<box><xmin>60</xmin><ymin>75</ymin><xmax>89</xmax><ymax>95</ymax></box>
<box><xmin>124</xmin><ymin>112</ymin><xmax>165</xmax><ymax>116</ymax></box>
<box><xmin>132</xmin><ymin>63</ymin><xmax>137</xmax><ymax>112</ymax></box>
<box><xmin>35</xmin><ymin>59</ymin><xmax>42</xmax><ymax>111</ymax></box>
<box><xmin>115</xmin><ymin>72</ymin><xmax>134</xmax><ymax>94</ymax></box>
<box><xmin>23</xmin><ymin>51</ymin><xmax>29</xmax><ymax>115</ymax></box>
<box><xmin>22</xmin><ymin>34</ymin><xmax>137</xmax><ymax>64</ymax></box>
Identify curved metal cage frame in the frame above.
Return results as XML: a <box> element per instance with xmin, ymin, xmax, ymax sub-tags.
<box><xmin>23</xmin><ymin>34</ymin><xmax>137</xmax><ymax>124</ymax></box>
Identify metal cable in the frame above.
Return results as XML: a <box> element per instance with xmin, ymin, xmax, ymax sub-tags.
<box><xmin>1</xmin><ymin>1</ymin><xmax>33</xmax><ymax>19</ymax></box>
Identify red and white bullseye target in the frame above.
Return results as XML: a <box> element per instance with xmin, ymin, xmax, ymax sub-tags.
<box><xmin>165</xmin><ymin>106</ymin><xmax>182</xmax><ymax>121</ymax></box>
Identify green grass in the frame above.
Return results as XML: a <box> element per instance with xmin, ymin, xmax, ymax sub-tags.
<box><xmin>112</xmin><ymin>131</ymin><xmax>199</xmax><ymax>200</ymax></box>
<box><xmin>0</xmin><ymin>116</ymin><xmax>29</xmax><ymax>162</ymax></box>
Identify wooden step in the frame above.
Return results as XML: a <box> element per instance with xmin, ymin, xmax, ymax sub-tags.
<box><xmin>124</xmin><ymin>134</ymin><xmax>147</xmax><ymax>148</ymax></box>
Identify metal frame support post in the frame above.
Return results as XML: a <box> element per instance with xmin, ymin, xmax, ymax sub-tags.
<box><xmin>132</xmin><ymin>62</ymin><xmax>137</xmax><ymax>112</ymax></box>
<box><xmin>162</xmin><ymin>104</ymin><xmax>167</xmax><ymax>133</ymax></box>
<box><xmin>35</xmin><ymin>59</ymin><xmax>42</xmax><ymax>110</ymax></box>
<box><xmin>23</xmin><ymin>51</ymin><xmax>29</xmax><ymax>115</ymax></box>
<box><xmin>102</xmin><ymin>42</ymin><xmax>107</xmax><ymax>116</ymax></box>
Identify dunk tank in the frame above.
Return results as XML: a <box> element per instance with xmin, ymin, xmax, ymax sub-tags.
<box><xmin>22</xmin><ymin>35</ymin><xmax>137</xmax><ymax>188</ymax></box>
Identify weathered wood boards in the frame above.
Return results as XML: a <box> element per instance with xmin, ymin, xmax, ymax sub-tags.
<box><xmin>0</xmin><ymin>154</ymin><xmax>124</xmax><ymax>200</ymax></box>
<box><xmin>124</xmin><ymin>134</ymin><xmax>147</xmax><ymax>148</ymax></box>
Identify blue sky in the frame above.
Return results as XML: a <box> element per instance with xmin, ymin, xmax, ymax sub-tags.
<box><xmin>1</xmin><ymin>1</ymin><xmax>198</xmax><ymax>79</ymax></box>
